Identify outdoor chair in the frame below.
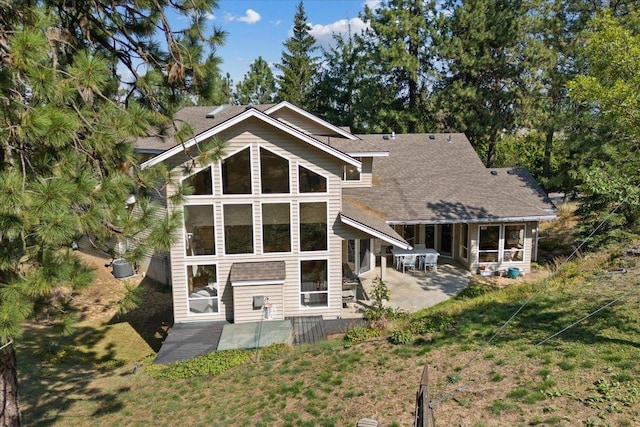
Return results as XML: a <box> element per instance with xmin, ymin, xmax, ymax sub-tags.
<box><xmin>401</xmin><ymin>255</ymin><xmax>417</xmax><ymax>273</ymax></box>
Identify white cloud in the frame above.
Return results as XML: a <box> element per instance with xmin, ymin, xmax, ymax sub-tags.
<box><xmin>308</xmin><ymin>17</ymin><xmax>368</xmax><ymax>49</ymax></box>
<box><xmin>363</xmin><ymin>0</ymin><xmax>382</xmax><ymax>11</ymax></box>
<box><xmin>237</xmin><ymin>9</ymin><xmax>261</xmax><ymax>24</ymax></box>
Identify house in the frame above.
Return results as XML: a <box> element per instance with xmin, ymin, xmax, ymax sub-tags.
<box><xmin>136</xmin><ymin>102</ymin><xmax>556</xmax><ymax>324</ymax></box>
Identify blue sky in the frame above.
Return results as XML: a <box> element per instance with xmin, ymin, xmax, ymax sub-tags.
<box><xmin>210</xmin><ymin>0</ymin><xmax>380</xmax><ymax>84</ymax></box>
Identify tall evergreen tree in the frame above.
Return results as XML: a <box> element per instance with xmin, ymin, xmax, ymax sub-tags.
<box><xmin>0</xmin><ymin>2</ymin><xmax>224</xmax><ymax>424</ymax></box>
<box><xmin>359</xmin><ymin>0</ymin><xmax>438</xmax><ymax>133</ymax></box>
<box><xmin>567</xmin><ymin>9</ymin><xmax>640</xmax><ymax>246</ymax></box>
<box><xmin>235</xmin><ymin>56</ymin><xmax>277</xmax><ymax>105</ymax></box>
<box><xmin>276</xmin><ymin>1</ymin><xmax>318</xmax><ymax>109</ymax></box>
<box><xmin>434</xmin><ymin>0</ymin><xmax>525</xmax><ymax>167</ymax></box>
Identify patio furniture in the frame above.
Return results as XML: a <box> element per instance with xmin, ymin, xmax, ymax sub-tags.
<box><xmin>392</xmin><ymin>247</ymin><xmax>440</xmax><ymax>273</ymax></box>
<box><xmin>421</xmin><ymin>251</ymin><xmax>438</xmax><ymax>272</ymax></box>
<box><xmin>401</xmin><ymin>254</ymin><xmax>417</xmax><ymax>273</ymax></box>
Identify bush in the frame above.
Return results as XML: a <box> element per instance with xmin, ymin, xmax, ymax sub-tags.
<box><xmin>409</xmin><ymin>312</ymin><xmax>454</xmax><ymax>335</ymax></box>
<box><xmin>343</xmin><ymin>325</ymin><xmax>381</xmax><ymax>347</ymax></box>
<box><xmin>389</xmin><ymin>328</ymin><xmax>413</xmax><ymax>345</ymax></box>
<box><xmin>150</xmin><ymin>348</ymin><xmax>251</xmax><ymax>380</ymax></box>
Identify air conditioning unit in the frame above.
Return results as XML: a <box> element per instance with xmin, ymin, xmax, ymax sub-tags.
<box><xmin>112</xmin><ymin>259</ymin><xmax>134</xmax><ymax>279</ymax></box>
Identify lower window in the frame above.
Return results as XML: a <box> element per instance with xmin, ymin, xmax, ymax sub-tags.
<box><xmin>187</xmin><ymin>264</ymin><xmax>218</xmax><ymax>314</ymax></box>
<box><xmin>300</xmin><ymin>260</ymin><xmax>328</xmax><ymax>307</ymax></box>
<box><xmin>478</xmin><ymin>225</ymin><xmax>500</xmax><ymax>263</ymax></box>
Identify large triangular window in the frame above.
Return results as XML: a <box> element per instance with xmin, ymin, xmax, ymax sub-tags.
<box><xmin>260</xmin><ymin>147</ymin><xmax>290</xmax><ymax>194</ymax></box>
<box><xmin>184</xmin><ymin>166</ymin><xmax>213</xmax><ymax>195</ymax></box>
<box><xmin>222</xmin><ymin>148</ymin><xmax>251</xmax><ymax>194</ymax></box>
<box><xmin>298</xmin><ymin>165</ymin><xmax>326</xmax><ymax>193</ymax></box>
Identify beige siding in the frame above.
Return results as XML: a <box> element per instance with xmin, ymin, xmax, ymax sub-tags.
<box><xmin>467</xmin><ymin>221</ymin><xmax>537</xmax><ymax>275</ymax></box>
<box><xmin>269</xmin><ymin>110</ymin><xmax>343</xmax><ymax>137</ymax></box>
<box><xmin>169</xmin><ymin>118</ymin><xmax>345</xmax><ymax>323</ymax></box>
<box><xmin>233</xmin><ymin>284</ymin><xmax>285</xmax><ymax>323</ymax></box>
<box><xmin>341</xmin><ymin>156</ymin><xmax>373</xmax><ymax>188</ymax></box>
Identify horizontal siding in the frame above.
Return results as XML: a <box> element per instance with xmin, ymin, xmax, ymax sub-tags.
<box><xmin>170</xmin><ymin>120</ymin><xmax>346</xmax><ymax>323</ymax></box>
<box><xmin>233</xmin><ymin>284</ymin><xmax>284</xmax><ymax>323</ymax></box>
<box><xmin>341</xmin><ymin>156</ymin><xmax>373</xmax><ymax>188</ymax></box>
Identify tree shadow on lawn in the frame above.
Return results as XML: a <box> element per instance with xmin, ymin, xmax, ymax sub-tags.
<box><xmin>107</xmin><ymin>276</ymin><xmax>173</xmax><ymax>352</ymax></box>
<box><xmin>19</xmin><ymin>326</ymin><xmax>131</xmax><ymax>425</ymax></box>
<box><xmin>450</xmin><ymin>293</ymin><xmax>640</xmax><ymax>351</ymax></box>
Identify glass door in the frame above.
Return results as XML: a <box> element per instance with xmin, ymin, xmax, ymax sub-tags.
<box><xmin>438</xmin><ymin>224</ymin><xmax>453</xmax><ymax>257</ymax></box>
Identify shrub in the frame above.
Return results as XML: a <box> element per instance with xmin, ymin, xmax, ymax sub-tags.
<box><xmin>389</xmin><ymin>328</ymin><xmax>413</xmax><ymax>345</ymax></box>
<box><xmin>343</xmin><ymin>325</ymin><xmax>381</xmax><ymax>347</ymax></box>
<box><xmin>150</xmin><ymin>348</ymin><xmax>251</xmax><ymax>380</ymax></box>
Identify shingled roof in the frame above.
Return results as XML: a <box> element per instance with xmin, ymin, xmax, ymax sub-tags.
<box><xmin>342</xmin><ymin>133</ymin><xmax>556</xmax><ymax>223</ymax></box>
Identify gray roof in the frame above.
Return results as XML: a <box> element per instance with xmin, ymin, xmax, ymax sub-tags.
<box><xmin>230</xmin><ymin>261</ymin><xmax>286</xmax><ymax>283</ymax></box>
<box><xmin>343</xmin><ymin>133</ymin><xmax>556</xmax><ymax>223</ymax></box>
<box><xmin>136</xmin><ymin>104</ymin><xmax>274</xmax><ymax>152</ymax></box>
<box><xmin>340</xmin><ymin>199</ymin><xmax>406</xmax><ymax>245</ymax></box>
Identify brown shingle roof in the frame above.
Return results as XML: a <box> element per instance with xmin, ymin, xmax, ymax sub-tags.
<box><xmin>230</xmin><ymin>261</ymin><xmax>286</xmax><ymax>283</ymax></box>
<box><xmin>136</xmin><ymin>104</ymin><xmax>274</xmax><ymax>152</ymax></box>
<box><xmin>343</xmin><ymin>133</ymin><xmax>556</xmax><ymax>223</ymax></box>
<box><xmin>340</xmin><ymin>199</ymin><xmax>407</xmax><ymax>246</ymax></box>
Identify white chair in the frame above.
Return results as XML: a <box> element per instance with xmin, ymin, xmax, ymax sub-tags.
<box><xmin>401</xmin><ymin>255</ymin><xmax>416</xmax><ymax>273</ymax></box>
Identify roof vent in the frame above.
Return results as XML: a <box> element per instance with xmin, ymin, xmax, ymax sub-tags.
<box><xmin>206</xmin><ymin>104</ymin><xmax>227</xmax><ymax>118</ymax></box>
<box><xmin>447</xmin><ymin>135</ymin><xmax>452</xmax><ymax>143</ymax></box>
<box><xmin>391</xmin><ymin>131</ymin><xmax>395</xmax><ymax>139</ymax></box>
<box><xmin>491</xmin><ymin>170</ymin><xmax>498</xmax><ymax>176</ymax></box>
<box><xmin>428</xmin><ymin>134</ymin><xmax>435</xmax><ymax>140</ymax></box>
<box><xmin>383</xmin><ymin>135</ymin><xmax>389</xmax><ymax>140</ymax></box>
<box><xmin>245</xmin><ymin>103</ymin><xmax>254</xmax><ymax>110</ymax></box>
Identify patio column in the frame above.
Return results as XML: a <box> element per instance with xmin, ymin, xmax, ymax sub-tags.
<box><xmin>378</xmin><ymin>253</ymin><xmax>386</xmax><ymax>280</ymax></box>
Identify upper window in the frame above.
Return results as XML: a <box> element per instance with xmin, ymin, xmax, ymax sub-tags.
<box><xmin>478</xmin><ymin>225</ymin><xmax>500</xmax><ymax>263</ymax></box>
<box><xmin>504</xmin><ymin>224</ymin><xmax>525</xmax><ymax>261</ymax></box>
<box><xmin>184</xmin><ymin>205</ymin><xmax>215</xmax><ymax>256</ymax></box>
<box><xmin>260</xmin><ymin>148</ymin><xmax>290</xmax><ymax>194</ymax></box>
<box><xmin>298</xmin><ymin>165</ymin><xmax>326</xmax><ymax>193</ymax></box>
<box><xmin>184</xmin><ymin>166</ymin><xmax>213</xmax><ymax>195</ymax></box>
<box><xmin>342</xmin><ymin>158</ymin><xmax>361</xmax><ymax>181</ymax></box>
<box><xmin>222</xmin><ymin>147</ymin><xmax>251</xmax><ymax>194</ymax></box>
<box><xmin>224</xmin><ymin>204</ymin><xmax>254</xmax><ymax>254</ymax></box>
<box><xmin>300</xmin><ymin>202</ymin><xmax>327</xmax><ymax>251</ymax></box>
<box><xmin>262</xmin><ymin>203</ymin><xmax>291</xmax><ymax>253</ymax></box>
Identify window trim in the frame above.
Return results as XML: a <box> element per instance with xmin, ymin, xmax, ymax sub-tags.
<box><xmin>297</xmin><ymin>162</ymin><xmax>329</xmax><ymax>195</ymax></box>
<box><xmin>220</xmin><ymin>145</ymin><xmax>253</xmax><ymax>196</ymax></box>
<box><xmin>181</xmin><ymin>164</ymin><xmax>214</xmax><ymax>197</ymax></box>
<box><xmin>258</xmin><ymin>144</ymin><xmax>291</xmax><ymax>195</ymax></box>
<box><xmin>503</xmin><ymin>223</ymin><xmax>526</xmax><ymax>262</ymax></box>
<box><xmin>298</xmin><ymin>200</ymin><xmax>329</xmax><ymax>253</ymax></box>
<box><xmin>299</xmin><ymin>258</ymin><xmax>329</xmax><ymax>309</ymax></box>
<box><xmin>261</xmin><ymin>202</ymin><xmax>292</xmax><ymax>254</ymax></box>
<box><xmin>477</xmin><ymin>224</ymin><xmax>501</xmax><ymax>264</ymax></box>
<box><xmin>222</xmin><ymin>202</ymin><xmax>256</xmax><ymax>256</ymax></box>
<box><xmin>186</xmin><ymin>263</ymin><xmax>219</xmax><ymax>316</ymax></box>
<box><xmin>183</xmin><ymin>203</ymin><xmax>216</xmax><ymax>257</ymax></box>
<box><xmin>342</xmin><ymin>157</ymin><xmax>362</xmax><ymax>182</ymax></box>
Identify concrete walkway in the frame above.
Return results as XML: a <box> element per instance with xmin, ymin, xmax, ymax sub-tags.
<box><xmin>358</xmin><ymin>263</ymin><xmax>472</xmax><ymax>313</ymax></box>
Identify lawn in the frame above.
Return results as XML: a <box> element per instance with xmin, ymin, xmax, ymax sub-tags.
<box><xmin>16</xmin><ymin>223</ymin><xmax>640</xmax><ymax>426</ymax></box>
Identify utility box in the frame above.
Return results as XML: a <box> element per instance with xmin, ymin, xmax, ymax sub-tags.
<box><xmin>112</xmin><ymin>259</ymin><xmax>134</xmax><ymax>279</ymax></box>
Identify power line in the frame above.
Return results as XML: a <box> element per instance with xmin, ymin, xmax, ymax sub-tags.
<box><xmin>431</xmin><ymin>197</ymin><xmax>629</xmax><ymax>405</ymax></box>
<box><xmin>536</xmin><ymin>281</ymin><xmax>640</xmax><ymax>346</ymax></box>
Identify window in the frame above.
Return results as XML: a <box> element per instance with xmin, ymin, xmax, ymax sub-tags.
<box><xmin>402</xmin><ymin>225</ymin><xmax>416</xmax><ymax>245</ymax></box>
<box><xmin>222</xmin><ymin>147</ymin><xmax>251</xmax><ymax>194</ymax></box>
<box><xmin>184</xmin><ymin>205</ymin><xmax>215</xmax><ymax>256</ymax></box>
<box><xmin>183</xmin><ymin>166</ymin><xmax>212</xmax><ymax>195</ymax></box>
<box><xmin>262</xmin><ymin>203</ymin><xmax>291</xmax><ymax>253</ymax></box>
<box><xmin>300</xmin><ymin>202</ymin><xmax>327</xmax><ymax>251</ymax></box>
<box><xmin>460</xmin><ymin>224</ymin><xmax>469</xmax><ymax>260</ymax></box>
<box><xmin>187</xmin><ymin>264</ymin><xmax>218</xmax><ymax>314</ymax></box>
<box><xmin>342</xmin><ymin>158</ymin><xmax>361</xmax><ymax>181</ymax></box>
<box><xmin>260</xmin><ymin>148</ymin><xmax>290</xmax><ymax>193</ymax></box>
<box><xmin>224</xmin><ymin>204</ymin><xmax>254</xmax><ymax>254</ymax></box>
<box><xmin>300</xmin><ymin>260</ymin><xmax>328</xmax><ymax>307</ymax></box>
<box><xmin>504</xmin><ymin>224</ymin><xmax>525</xmax><ymax>261</ymax></box>
<box><xmin>298</xmin><ymin>165</ymin><xmax>326</xmax><ymax>193</ymax></box>
<box><xmin>478</xmin><ymin>225</ymin><xmax>500</xmax><ymax>262</ymax></box>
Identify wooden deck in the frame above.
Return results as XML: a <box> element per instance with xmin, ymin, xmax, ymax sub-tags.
<box><xmin>287</xmin><ymin>316</ymin><xmax>326</xmax><ymax>345</ymax></box>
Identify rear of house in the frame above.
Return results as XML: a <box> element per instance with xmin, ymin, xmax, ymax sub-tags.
<box><xmin>136</xmin><ymin>102</ymin><xmax>555</xmax><ymax>325</ymax></box>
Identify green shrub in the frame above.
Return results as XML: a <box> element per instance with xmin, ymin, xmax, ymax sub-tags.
<box><xmin>409</xmin><ymin>312</ymin><xmax>453</xmax><ymax>334</ymax></box>
<box><xmin>389</xmin><ymin>328</ymin><xmax>413</xmax><ymax>345</ymax></box>
<box><xmin>343</xmin><ymin>325</ymin><xmax>381</xmax><ymax>347</ymax></box>
<box><xmin>149</xmin><ymin>348</ymin><xmax>251</xmax><ymax>380</ymax></box>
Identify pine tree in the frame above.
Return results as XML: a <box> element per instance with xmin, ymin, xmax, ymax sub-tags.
<box><xmin>434</xmin><ymin>0</ymin><xmax>525</xmax><ymax>167</ymax></box>
<box><xmin>235</xmin><ymin>56</ymin><xmax>277</xmax><ymax>105</ymax></box>
<box><xmin>359</xmin><ymin>0</ymin><xmax>438</xmax><ymax>133</ymax></box>
<box><xmin>276</xmin><ymin>1</ymin><xmax>318</xmax><ymax>109</ymax></box>
<box><xmin>0</xmin><ymin>2</ymin><xmax>224</xmax><ymax>424</ymax></box>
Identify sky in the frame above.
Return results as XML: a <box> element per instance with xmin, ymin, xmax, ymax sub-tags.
<box><xmin>209</xmin><ymin>0</ymin><xmax>381</xmax><ymax>84</ymax></box>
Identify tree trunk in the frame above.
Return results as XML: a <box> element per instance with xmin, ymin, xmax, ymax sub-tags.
<box><xmin>543</xmin><ymin>127</ymin><xmax>554</xmax><ymax>178</ymax></box>
<box><xmin>0</xmin><ymin>346</ymin><xmax>21</xmax><ymax>427</ymax></box>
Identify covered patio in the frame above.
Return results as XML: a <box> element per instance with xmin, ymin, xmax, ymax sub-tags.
<box><xmin>342</xmin><ymin>261</ymin><xmax>472</xmax><ymax>316</ymax></box>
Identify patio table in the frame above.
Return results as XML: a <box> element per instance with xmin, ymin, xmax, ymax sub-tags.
<box><xmin>391</xmin><ymin>247</ymin><xmax>440</xmax><ymax>272</ymax></box>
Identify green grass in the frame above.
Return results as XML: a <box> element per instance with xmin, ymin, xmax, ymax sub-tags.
<box><xmin>17</xmin><ymin>244</ymin><xmax>640</xmax><ymax>426</ymax></box>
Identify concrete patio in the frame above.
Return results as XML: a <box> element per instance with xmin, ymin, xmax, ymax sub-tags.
<box><xmin>343</xmin><ymin>262</ymin><xmax>472</xmax><ymax>316</ymax></box>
